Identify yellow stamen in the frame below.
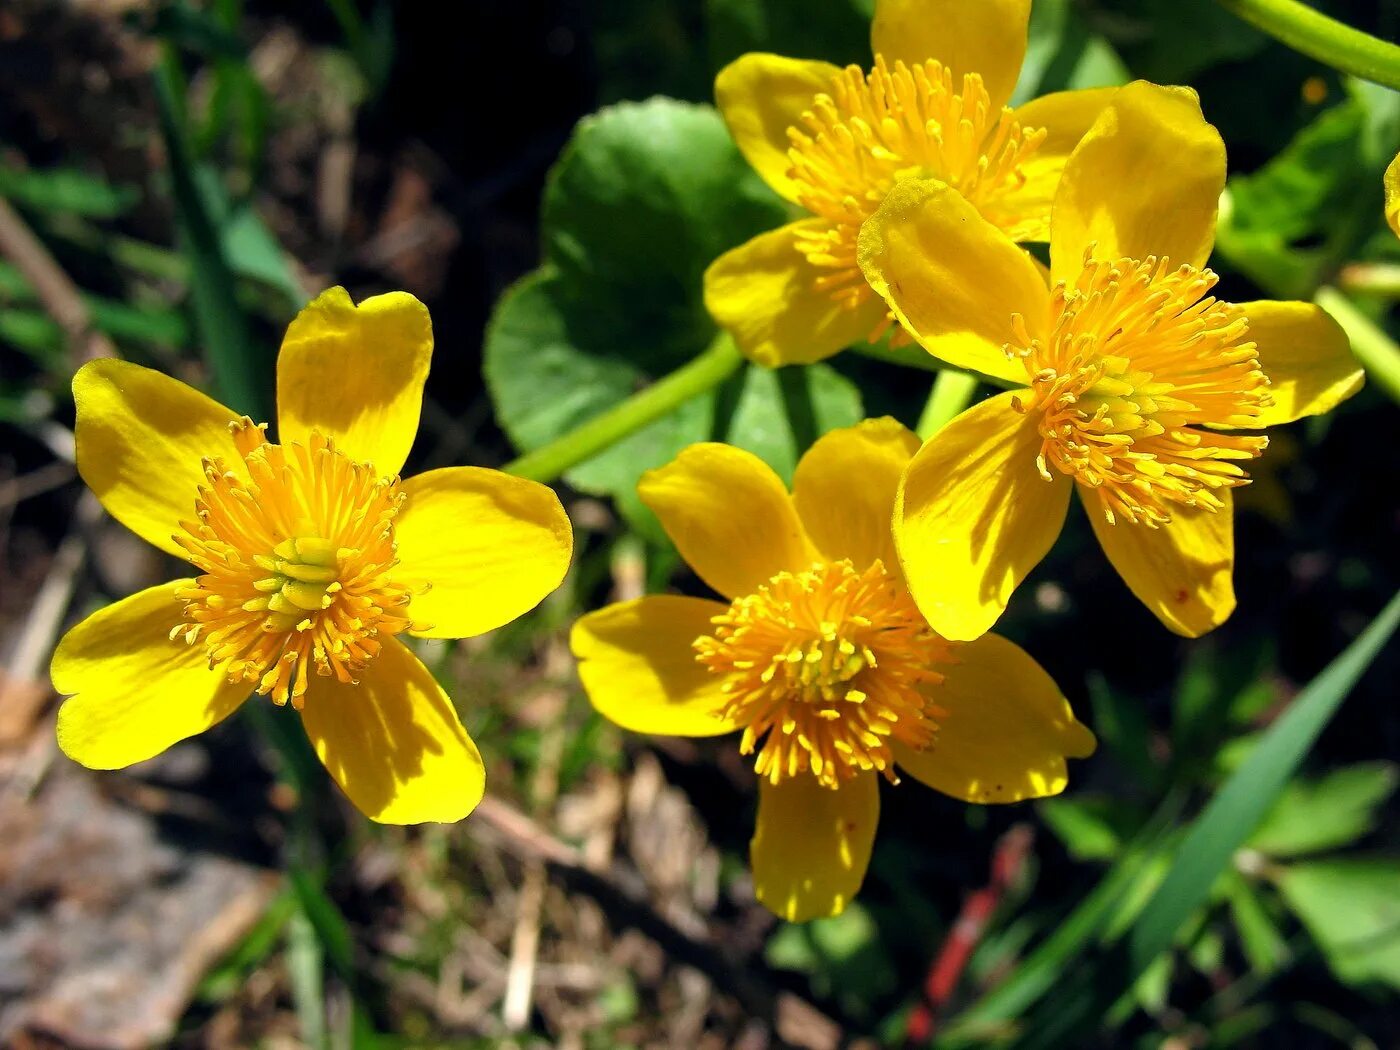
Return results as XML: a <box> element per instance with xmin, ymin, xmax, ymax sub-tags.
<box><xmin>695</xmin><ymin>559</ymin><xmax>950</xmax><ymax>789</ymax></box>
<box><xmin>786</xmin><ymin>55</ymin><xmax>1046</xmax><ymax>337</ymax></box>
<box><xmin>1009</xmin><ymin>250</ymin><xmax>1272</xmax><ymax>527</ymax></box>
<box><xmin>171</xmin><ymin>418</ymin><xmax>426</xmax><ymax>708</ymax></box>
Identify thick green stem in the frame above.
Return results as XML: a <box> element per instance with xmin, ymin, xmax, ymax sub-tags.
<box><xmin>502</xmin><ymin>335</ymin><xmax>745</xmax><ymax>483</ymax></box>
<box><xmin>916</xmin><ymin>369</ymin><xmax>979</xmax><ymax>438</ymax></box>
<box><xmin>1215</xmin><ymin>0</ymin><xmax>1400</xmax><ymax>91</ymax></box>
<box><xmin>1315</xmin><ymin>285</ymin><xmax>1400</xmax><ymax>405</ymax></box>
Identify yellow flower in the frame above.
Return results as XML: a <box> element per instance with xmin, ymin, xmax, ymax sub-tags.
<box><xmin>857</xmin><ymin>82</ymin><xmax>1365</xmax><ymax>641</ymax></box>
<box><xmin>1386</xmin><ymin>150</ymin><xmax>1400</xmax><ymax>239</ymax></box>
<box><xmin>703</xmin><ymin>0</ymin><xmax>1120</xmax><ymax>367</ymax></box>
<box><xmin>570</xmin><ymin>420</ymin><xmax>1094</xmax><ymax>921</ymax></box>
<box><xmin>51</xmin><ymin>288</ymin><xmax>573</xmax><ymax>824</ymax></box>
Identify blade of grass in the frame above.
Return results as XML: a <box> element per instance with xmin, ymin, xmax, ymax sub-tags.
<box><xmin>1010</xmin><ymin>589</ymin><xmax>1400</xmax><ymax>1048</ymax></box>
<box><xmin>934</xmin><ymin>789</ymin><xmax>1187</xmax><ymax>1047</ymax></box>
<box><xmin>153</xmin><ymin>43</ymin><xmax>274</xmax><ymax>419</ymax></box>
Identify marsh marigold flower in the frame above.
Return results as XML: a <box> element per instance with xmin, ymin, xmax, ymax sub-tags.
<box><xmin>856</xmin><ymin>82</ymin><xmax>1364</xmax><ymax>641</ymax></box>
<box><xmin>571</xmin><ymin>421</ymin><xmax>1094</xmax><ymax>921</ymax></box>
<box><xmin>52</xmin><ymin>288</ymin><xmax>572</xmax><ymax>823</ymax></box>
<box><xmin>704</xmin><ymin>0</ymin><xmax>1120</xmax><ymax>367</ymax></box>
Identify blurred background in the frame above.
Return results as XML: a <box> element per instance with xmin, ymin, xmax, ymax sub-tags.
<box><xmin>1</xmin><ymin>0</ymin><xmax>1398</xmax><ymax>1046</ymax></box>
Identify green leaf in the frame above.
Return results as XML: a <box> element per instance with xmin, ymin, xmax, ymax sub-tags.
<box><xmin>1248</xmin><ymin>761</ymin><xmax>1398</xmax><ymax>857</ymax></box>
<box><xmin>1276</xmin><ymin>858</ymin><xmax>1400</xmax><ymax>989</ymax></box>
<box><xmin>539</xmin><ymin>97</ymin><xmax>784</xmax><ymax>370</ymax></box>
<box><xmin>0</xmin><ymin>165</ymin><xmax>139</xmax><ymax>219</ymax></box>
<box><xmin>1216</xmin><ymin>96</ymin><xmax>1374</xmax><ymax>297</ymax></box>
<box><xmin>485</xmin><ymin>99</ymin><xmax>862</xmax><ymax>536</ymax></box>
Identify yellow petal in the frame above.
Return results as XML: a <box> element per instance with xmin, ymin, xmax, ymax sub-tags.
<box><xmin>571</xmin><ymin>596</ymin><xmax>738</xmax><ymax>737</ymax></box>
<box><xmin>52</xmin><ymin>580</ymin><xmax>248</xmax><ymax>769</ymax></box>
<box><xmin>1230</xmin><ymin>300</ymin><xmax>1363</xmax><ymax>428</ymax></box>
<box><xmin>896</xmin><ymin>391</ymin><xmax>1071</xmax><ymax>642</ymax></box>
<box><xmin>638</xmin><ymin>443</ymin><xmax>817</xmax><ymax>598</ymax></box>
<box><xmin>714</xmin><ymin>53</ymin><xmax>841</xmax><ymax>203</ymax></box>
<box><xmin>395</xmin><ymin>468</ymin><xmax>572</xmax><ymax>639</ymax></box>
<box><xmin>705</xmin><ymin>220</ymin><xmax>887</xmax><ymax>366</ymax></box>
<box><xmin>1084</xmin><ymin>487</ymin><xmax>1235</xmax><ymax>638</ymax></box>
<box><xmin>1386</xmin><ymin>150</ymin><xmax>1400</xmax><ymax>239</ymax></box>
<box><xmin>1000</xmin><ymin>86</ymin><xmax>1121</xmax><ymax>241</ymax></box>
<box><xmin>277</xmin><ymin>287</ymin><xmax>432</xmax><ymax>477</ymax></box>
<box><xmin>299</xmin><ymin>635</ymin><xmax>484</xmax><ymax>824</ymax></box>
<box><xmin>751</xmin><ymin>772</ymin><xmax>879</xmax><ymax>922</ymax></box>
<box><xmin>870</xmin><ymin>0</ymin><xmax>1030</xmax><ymax>112</ymax></box>
<box><xmin>1051</xmin><ymin>81</ymin><xmax>1225</xmax><ymax>282</ymax></box>
<box><xmin>73</xmin><ymin>359</ymin><xmax>241</xmax><ymax>558</ymax></box>
<box><xmin>858</xmin><ymin>178</ymin><xmax>1046</xmax><ymax>384</ymax></box>
<box><xmin>894</xmin><ymin>633</ymin><xmax>1095</xmax><ymax>803</ymax></box>
<box><xmin>792</xmin><ymin>417</ymin><xmax>919</xmax><ymax>576</ymax></box>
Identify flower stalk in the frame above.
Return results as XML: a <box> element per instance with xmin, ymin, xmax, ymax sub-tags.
<box><xmin>503</xmin><ymin>334</ymin><xmax>745</xmax><ymax>483</ymax></box>
<box><xmin>1214</xmin><ymin>0</ymin><xmax>1400</xmax><ymax>91</ymax></box>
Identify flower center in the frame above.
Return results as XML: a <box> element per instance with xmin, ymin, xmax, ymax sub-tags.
<box><xmin>694</xmin><ymin>559</ymin><xmax>948</xmax><ymax>789</ymax></box>
<box><xmin>787</xmin><ymin>55</ymin><xmax>1045</xmax><ymax>328</ymax></box>
<box><xmin>1009</xmin><ymin>252</ymin><xmax>1273</xmax><ymax>527</ymax></box>
<box><xmin>171</xmin><ymin>419</ymin><xmax>424</xmax><ymax>708</ymax></box>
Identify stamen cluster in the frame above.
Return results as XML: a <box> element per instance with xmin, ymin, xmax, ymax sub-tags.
<box><xmin>1009</xmin><ymin>251</ymin><xmax>1272</xmax><ymax>526</ymax></box>
<box><xmin>172</xmin><ymin>419</ymin><xmax>424</xmax><ymax>707</ymax></box>
<box><xmin>788</xmin><ymin>56</ymin><xmax>1045</xmax><ymax>322</ymax></box>
<box><xmin>694</xmin><ymin>559</ymin><xmax>949</xmax><ymax>788</ymax></box>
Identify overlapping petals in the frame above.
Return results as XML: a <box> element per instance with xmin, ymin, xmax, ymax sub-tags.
<box><xmin>1050</xmin><ymin>81</ymin><xmax>1225</xmax><ymax>280</ymax></box>
<box><xmin>574</xmin><ymin>421</ymin><xmax>1093</xmax><ymax>920</ymax></box>
<box><xmin>859</xmin><ymin>82</ymin><xmax>1362</xmax><ymax>638</ymax></box>
<box><xmin>704</xmin><ymin>220</ymin><xmax>887</xmax><ymax>367</ymax></box>
<box><xmin>857</xmin><ymin>179</ymin><xmax>1046</xmax><ymax>384</ymax></box>
<box><xmin>895</xmin><ymin>393</ymin><xmax>1071</xmax><ymax>642</ymax></box>
<box><xmin>706</xmin><ymin>0</ymin><xmax>1114</xmax><ymax>368</ymax></box>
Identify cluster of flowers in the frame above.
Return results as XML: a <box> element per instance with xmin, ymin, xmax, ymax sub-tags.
<box><xmin>53</xmin><ymin>0</ymin><xmax>1363</xmax><ymax>921</ymax></box>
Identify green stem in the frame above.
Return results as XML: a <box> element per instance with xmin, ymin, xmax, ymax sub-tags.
<box><xmin>1314</xmin><ymin>285</ymin><xmax>1400</xmax><ymax>405</ymax></box>
<box><xmin>916</xmin><ymin>369</ymin><xmax>979</xmax><ymax>438</ymax></box>
<box><xmin>1214</xmin><ymin>0</ymin><xmax>1400</xmax><ymax>91</ymax></box>
<box><xmin>502</xmin><ymin>335</ymin><xmax>745</xmax><ymax>483</ymax></box>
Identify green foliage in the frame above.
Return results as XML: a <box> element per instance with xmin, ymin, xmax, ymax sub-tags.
<box><xmin>1277</xmin><ymin>859</ymin><xmax>1400</xmax><ymax>988</ymax></box>
<box><xmin>766</xmin><ymin>903</ymin><xmax>897</xmax><ymax>1020</ymax></box>
<box><xmin>486</xmin><ymin>98</ymin><xmax>862</xmax><ymax>536</ymax></box>
<box><xmin>1249</xmin><ymin>762</ymin><xmax>1398</xmax><ymax>858</ymax></box>
<box><xmin>0</xmin><ymin>164</ymin><xmax>138</xmax><ymax>219</ymax></box>
<box><xmin>706</xmin><ymin>0</ymin><xmax>873</xmax><ymax>71</ymax></box>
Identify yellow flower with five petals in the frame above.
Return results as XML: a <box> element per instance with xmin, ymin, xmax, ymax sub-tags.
<box><xmin>571</xmin><ymin>419</ymin><xmax>1094</xmax><ymax>922</ymax></box>
<box><xmin>52</xmin><ymin>288</ymin><xmax>573</xmax><ymax>824</ymax></box>
<box><xmin>857</xmin><ymin>82</ymin><xmax>1364</xmax><ymax>641</ymax></box>
<box><xmin>704</xmin><ymin>0</ymin><xmax>1118</xmax><ymax>367</ymax></box>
